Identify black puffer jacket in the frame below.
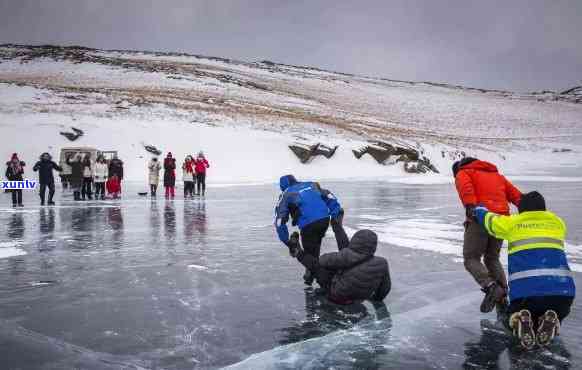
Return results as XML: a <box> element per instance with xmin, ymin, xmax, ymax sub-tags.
<box><xmin>33</xmin><ymin>157</ymin><xmax>62</xmax><ymax>184</ymax></box>
<box><xmin>319</xmin><ymin>230</ymin><xmax>391</xmax><ymax>302</ymax></box>
<box><xmin>66</xmin><ymin>157</ymin><xmax>84</xmax><ymax>188</ymax></box>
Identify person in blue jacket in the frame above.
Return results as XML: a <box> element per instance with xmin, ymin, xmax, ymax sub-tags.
<box><xmin>275</xmin><ymin>175</ymin><xmax>342</xmax><ymax>285</ymax></box>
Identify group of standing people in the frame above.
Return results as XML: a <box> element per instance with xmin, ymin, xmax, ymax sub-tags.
<box><xmin>66</xmin><ymin>152</ymin><xmax>124</xmax><ymax>201</ymax></box>
<box><xmin>148</xmin><ymin>151</ymin><xmax>209</xmax><ymax>199</ymax></box>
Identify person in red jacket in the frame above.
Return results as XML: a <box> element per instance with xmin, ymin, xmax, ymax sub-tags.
<box><xmin>453</xmin><ymin>157</ymin><xmax>522</xmax><ymax>313</ymax></box>
<box><xmin>194</xmin><ymin>151</ymin><xmax>209</xmax><ymax>196</ymax></box>
<box><xmin>106</xmin><ymin>174</ymin><xmax>121</xmax><ymax>199</ymax></box>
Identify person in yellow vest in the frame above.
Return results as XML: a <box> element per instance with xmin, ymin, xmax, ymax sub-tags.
<box><xmin>474</xmin><ymin>191</ymin><xmax>576</xmax><ymax>349</ymax></box>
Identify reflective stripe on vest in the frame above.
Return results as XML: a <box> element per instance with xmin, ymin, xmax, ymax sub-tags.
<box><xmin>507</xmin><ymin>237</ymin><xmax>565</xmax><ymax>255</ymax></box>
<box><xmin>508</xmin><ymin>268</ymin><xmax>573</xmax><ymax>282</ymax></box>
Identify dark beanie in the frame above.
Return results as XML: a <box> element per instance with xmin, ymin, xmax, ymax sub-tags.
<box><xmin>518</xmin><ymin>191</ymin><xmax>546</xmax><ymax>213</ymax></box>
<box><xmin>452</xmin><ymin>157</ymin><xmax>477</xmax><ymax>177</ymax></box>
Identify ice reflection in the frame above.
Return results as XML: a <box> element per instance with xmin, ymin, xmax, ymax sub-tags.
<box><xmin>7</xmin><ymin>213</ymin><xmax>24</xmax><ymax>240</ymax></box>
<box><xmin>463</xmin><ymin>320</ymin><xmax>572</xmax><ymax>369</ymax></box>
<box><xmin>279</xmin><ymin>290</ymin><xmax>390</xmax><ymax>345</ymax></box>
<box><xmin>163</xmin><ymin>202</ymin><xmax>176</xmax><ymax>240</ymax></box>
<box><xmin>39</xmin><ymin>208</ymin><xmax>55</xmax><ymax>234</ymax></box>
<box><xmin>106</xmin><ymin>206</ymin><xmax>124</xmax><ymax>247</ymax></box>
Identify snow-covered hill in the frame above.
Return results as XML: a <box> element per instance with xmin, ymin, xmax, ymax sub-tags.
<box><xmin>0</xmin><ymin>44</ymin><xmax>581</xmax><ymax>184</ymax></box>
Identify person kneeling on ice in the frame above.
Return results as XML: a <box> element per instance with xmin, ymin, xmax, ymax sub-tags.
<box><xmin>275</xmin><ymin>175</ymin><xmax>342</xmax><ymax>285</ymax></box>
<box><xmin>106</xmin><ymin>174</ymin><xmax>121</xmax><ymax>199</ymax></box>
<box><xmin>286</xmin><ymin>213</ymin><xmax>391</xmax><ymax>304</ymax></box>
<box><xmin>473</xmin><ymin>191</ymin><xmax>576</xmax><ymax>349</ymax></box>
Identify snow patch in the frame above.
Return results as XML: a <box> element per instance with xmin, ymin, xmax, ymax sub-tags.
<box><xmin>0</xmin><ymin>241</ymin><xmax>27</xmax><ymax>259</ymax></box>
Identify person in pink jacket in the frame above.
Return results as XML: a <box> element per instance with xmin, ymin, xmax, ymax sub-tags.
<box><xmin>194</xmin><ymin>151</ymin><xmax>209</xmax><ymax>196</ymax></box>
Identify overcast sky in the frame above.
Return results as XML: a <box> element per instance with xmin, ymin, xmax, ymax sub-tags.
<box><xmin>1</xmin><ymin>0</ymin><xmax>581</xmax><ymax>92</ymax></box>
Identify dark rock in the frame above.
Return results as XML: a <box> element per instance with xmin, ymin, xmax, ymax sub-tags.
<box><xmin>289</xmin><ymin>143</ymin><xmax>338</xmax><ymax>164</ymax></box>
<box><xmin>353</xmin><ymin>140</ymin><xmax>439</xmax><ymax>173</ymax></box>
<box><xmin>71</xmin><ymin>127</ymin><xmax>84</xmax><ymax>136</ymax></box>
<box><xmin>144</xmin><ymin>145</ymin><xmax>162</xmax><ymax>156</ymax></box>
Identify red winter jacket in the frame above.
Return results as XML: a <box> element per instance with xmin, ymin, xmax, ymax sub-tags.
<box><xmin>106</xmin><ymin>176</ymin><xmax>121</xmax><ymax>194</ymax></box>
<box><xmin>454</xmin><ymin>160</ymin><xmax>521</xmax><ymax>215</ymax></box>
<box><xmin>194</xmin><ymin>158</ymin><xmax>209</xmax><ymax>174</ymax></box>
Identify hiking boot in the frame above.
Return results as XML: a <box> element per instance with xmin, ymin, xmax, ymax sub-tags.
<box><xmin>509</xmin><ymin>309</ymin><xmax>536</xmax><ymax>350</ymax></box>
<box><xmin>537</xmin><ymin>310</ymin><xmax>560</xmax><ymax>347</ymax></box>
<box><xmin>480</xmin><ymin>281</ymin><xmax>506</xmax><ymax>313</ymax></box>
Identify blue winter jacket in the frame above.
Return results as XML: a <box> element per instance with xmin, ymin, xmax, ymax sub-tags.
<box><xmin>274</xmin><ymin>175</ymin><xmax>341</xmax><ymax>245</ymax></box>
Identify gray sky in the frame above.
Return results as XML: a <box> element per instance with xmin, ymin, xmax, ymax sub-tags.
<box><xmin>1</xmin><ymin>0</ymin><xmax>581</xmax><ymax>92</ymax></box>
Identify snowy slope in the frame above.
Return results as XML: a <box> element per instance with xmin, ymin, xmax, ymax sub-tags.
<box><xmin>0</xmin><ymin>44</ymin><xmax>581</xmax><ymax>184</ymax></box>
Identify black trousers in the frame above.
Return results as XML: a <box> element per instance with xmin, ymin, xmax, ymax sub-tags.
<box><xmin>95</xmin><ymin>182</ymin><xmax>106</xmax><ymax>198</ymax></box>
<box><xmin>300</xmin><ymin>217</ymin><xmax>330</xmax><ymax>259</ymax></box>
<box><xmin>299</xmin><ymin>219</ymin><xmax>348</xmax><ymax>295</ymax></box>
<box><xmin>196</xmin><ymin>173</ymin><xmax>206</xmax><ymax>195</ymax></box>
<box><xmin>11</xmin><ymin>189</ymin><xmax>23</xmax><ymax>206</ymax></box>
<box><xmin>184</xmin><ymin>181</ymin><xmax>194</xmax><ymax>197</ymax></box>
<box><xmin>508</xmin><ymin>296</ymin><xmax>573</xmax><ymax>327</ymax></box>
<box><xmin>81</xmin><ymin>177</ymin><xmax>93</xmax><ymax>199</ymax></box>
<box><xmin>39</xmin><ymin>182</ymin><xmax>55</xmax><ymax>203</ymax></box>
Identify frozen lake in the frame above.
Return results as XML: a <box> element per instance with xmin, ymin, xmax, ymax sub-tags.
<box><xmin>0</xmin><ymin>180</ymin><xmax>580</xmax><ymax>369</ymax></box>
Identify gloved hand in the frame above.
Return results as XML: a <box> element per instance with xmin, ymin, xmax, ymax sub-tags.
<box><xmin>465</xmin><ymin>205</ymin><xmax>476</xmax><ymax>221</ymax></box>
<box><xmin>331</xmin><ymin>208</ymin><xmax>344</xmax><ymax>226</ymax></box>
<box><xmin>474</xmin><ymin>206</ymin><xmax>489</xmax><ymax>226</ymax></box>
<box><xmin>287</xmin><ymin>231</ymin><xmax>303</xmax><ymax>258</ymax></box>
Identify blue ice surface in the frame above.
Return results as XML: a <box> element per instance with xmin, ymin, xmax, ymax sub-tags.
<box><xmin>0</xmin><ymin>180</ymin><xmax>579</xmax><ymax>369</ymax></box>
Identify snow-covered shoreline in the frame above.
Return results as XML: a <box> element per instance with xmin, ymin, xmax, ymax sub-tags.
<box><xmin>1</xmin><ymin>45</ymin><xmax>581</xmax><ymax>186</ymax></box>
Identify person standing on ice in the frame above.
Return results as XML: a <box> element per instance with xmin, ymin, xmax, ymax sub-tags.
<box><xmin>94</xmin><ymin>155</ymin><xmax>108</xmax><ymax>200</ymax></box>
<box><xmin>5</xmin><ymin>153</ymin><xmax>26</xmax><ymax>207</ymax></box>
<box><xmin>163</xmin><ymin>152</ymin><xmax>176</xmax><ymax>199</ymax></box>
<box><xmin>453</xmin><ymin>157</ymin><xmax>522</xmax><ymax>313</ymax></box>
<box><xmin>194</xmin><ymin>151</ymin><xmax>209</xmax><ymax>196</ymax></box>
<box><xmin>275</xmin><ymin>174</ymin><xmax>342</xmax><ymax>285</ymax></box>
<box><xmin>81</xmin><ymin>153</ymin><xmax>93</xmax><ymax>201</ymax></box>
<box><xmin>287</xmin><ymin>213</ymin><xmax>391</xmax><ymax>304</ymax></box>
<box><xmin>66</xmin><ymin>152</ymin><xmax>84</xmax><ymax>201</ymax></box>
<box><xmin>148</xmin><ymin>157</ymin><xmax>161</xmax><ymax>197</ymax></box>
<box><xmin>33</xmin><ymin>152</ymin><xmax>62</xmax><ymax>206</ymax></box>
<box><xmin>182</xmin><ymin>155</ymin><xmax>195</xmax><ymax>198</ymax></box>
<box><xmin>108</xmin><ymin>154</ymin><xmax>124</xmax><ymax>188</ymax></box>
<box><xmin>473</xmin><ymin>192</ymin><xmax>575</xmax><ymax>349</ymax></box>
<box><xmin>106</xmin><ymin>174</ymin><xmax>121</xmax><ymax>199</ymax></box>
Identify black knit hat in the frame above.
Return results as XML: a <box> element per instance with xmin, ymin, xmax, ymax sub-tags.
<box><xmin>518</xmin><ymin>191</ymin><xmax>546</xmax><ymax>213</ymax></box>
<box><xmin>452</xmin><ymin>157</ymin><xmax>477</xmax><ymax>177</ymax></box>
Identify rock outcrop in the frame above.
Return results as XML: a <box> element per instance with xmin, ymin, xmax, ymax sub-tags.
<box><xmin>289</xmin><ymin>143</ymin><xmax>338</xmax><ymax>164</ymax></box>
<box><xmin>353</xmin><ymin>141</ymin><xmax>439</xmax><ymax>173</ymax></box>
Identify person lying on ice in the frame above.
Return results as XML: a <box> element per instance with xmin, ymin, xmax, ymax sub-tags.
<box><xmin>275</xmin><ymin>174</ymin><xmax>342</xmax><ymax>285</ymax></box>
<box><xmin>473</xmin><ymin>191</ymin><xmax>576</xmax><ymax>349</ymax></box>
<box><xmin>286</xmin><ymin>212</ymin><xmax>391</xmax><ymax>304</ymax></box>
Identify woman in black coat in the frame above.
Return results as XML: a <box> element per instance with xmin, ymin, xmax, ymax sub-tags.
<box><xmin>5</xmin><ymin>153</ymin><xmax>25</xmax><ymax>207</ymax></box>
<box><xmin>66</xmin><ymin>152</ymin><xmax>84</xmax><ymax>201</ymax></box>
<box><xmin>163</xmin><ymin>152</ymin><xmax>176</xmax><ymax>199</ymax></box>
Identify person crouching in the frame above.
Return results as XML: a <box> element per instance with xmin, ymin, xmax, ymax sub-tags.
<box><xmin>474</xmin><ymin>192</ymin><xmax>576</xmax><ymax>349</ymax></box>
<box><xmin>287</xmin><ymin>214</ymin><xmax>391</xmax><ymax>304</ymax></box>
